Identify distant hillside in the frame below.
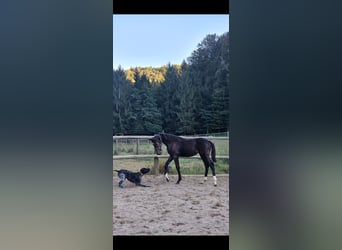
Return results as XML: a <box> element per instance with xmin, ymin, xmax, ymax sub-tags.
<box><xmin>124</xmin><ymin>65</ymin><xmax>181</xmax><ymax>84</ymax></box>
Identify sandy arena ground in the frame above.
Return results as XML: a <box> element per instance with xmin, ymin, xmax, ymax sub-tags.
<box><xmin>113</xmin><ymin>174</ymin><xmax>229</xmax><ymax>235</ymax></box>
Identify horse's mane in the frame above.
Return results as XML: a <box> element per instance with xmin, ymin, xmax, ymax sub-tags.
<box><xmin>160</xmin><ymin>133</ymin><xmax>183</xmax><ymax>142</ymax></box>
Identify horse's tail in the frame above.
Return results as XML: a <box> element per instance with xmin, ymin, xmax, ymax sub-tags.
<box><xmin>209</xmin><ymin>141</ymin><xmax>216</xmax><ymax>162</ymax></box>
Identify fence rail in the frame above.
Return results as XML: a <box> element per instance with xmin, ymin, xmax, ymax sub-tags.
<box><xmin>113</xmin><ymin>135</ymin><xmax>229</xmax><ymax>175</ymax></box>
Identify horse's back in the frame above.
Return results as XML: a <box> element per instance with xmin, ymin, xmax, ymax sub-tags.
<box><xmin>163</xmin><ymin>134</ymin><xmax>212</xmax><ymax>157</ymax></box>
<box><xmin>176</xmin><ymin>138</ymin><xmax>198</xmax><ymax>157</ymax></box>
<box><xmin>195</xmin><ymin>138</ymin><xmax>211</xmax><ymax>146</ymax></box>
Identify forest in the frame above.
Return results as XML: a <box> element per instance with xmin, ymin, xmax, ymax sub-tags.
<box><xmin>113</xmin><ymin>32</ymin><xmax>229</xmax><ymax>135</ymax></box>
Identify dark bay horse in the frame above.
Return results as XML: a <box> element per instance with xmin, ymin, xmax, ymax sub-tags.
<box><xmin>150</xmin><ymin>133</ymin><xmax>217</xmax><ymax>186</ymax></box>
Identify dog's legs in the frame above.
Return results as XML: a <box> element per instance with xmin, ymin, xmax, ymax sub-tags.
<box><xmin>118</xmin><ymin>172</ymin><xmax>126</xmax><ymax>188</ymax></box>
<box><xmin>136</xmin><ymin>183</ymin><xmax>150</xmax><ymax>187</ymax></box>
<box><xmin>119</xmin><ymin>180</ymin><xmax>124</xmax><ymax>188</ymax></box>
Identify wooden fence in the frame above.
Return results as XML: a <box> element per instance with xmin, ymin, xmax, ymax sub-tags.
<box><xmin>113</xmin><ymin>135</ymin><xmax>229</xmax><ymax>175</ymax></box>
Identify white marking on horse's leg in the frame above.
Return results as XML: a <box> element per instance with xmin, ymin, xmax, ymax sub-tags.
<box><xmin>165</xmin><ymin>173</ymin><xmax>170</xmax><ymax>181</ymax></box>
<box><xmin>203</xmin><ymin>177</ymin><xmax>208</xmax><ymax>181</ymax></box>
<box><xmin>213</xmin><ymin>176</ymin><xmax>217</xmax><ymax>186</ymax></box>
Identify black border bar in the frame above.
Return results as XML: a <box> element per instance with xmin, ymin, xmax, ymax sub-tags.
<box><xmin>113</xmin><ymin>0</ymin><xmax>229</xmax><ymax>14</ymax></box>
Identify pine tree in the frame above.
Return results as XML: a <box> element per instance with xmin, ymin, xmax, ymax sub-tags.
<box><xmin>157</xmin><ymin>64</ymin><xmax>181</xmax><ymax>133</ymax></box>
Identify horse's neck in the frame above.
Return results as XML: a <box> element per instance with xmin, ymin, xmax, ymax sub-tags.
<box><xmin>160</xmin><ymin>133</ymin><xmax>176</xmax><ymax>145</ymax></box>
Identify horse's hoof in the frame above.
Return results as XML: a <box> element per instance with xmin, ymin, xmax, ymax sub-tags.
<box><xmin>214</xmin><ymin>184</ymin><xmax>217</xmax><ymax>186</ymax></box>
<box><xmin>165</xmin><ymin>178</ymin><xmax>169</xmax><ymax>182</ymax></box>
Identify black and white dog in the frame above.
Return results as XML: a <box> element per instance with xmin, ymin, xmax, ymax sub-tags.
<box><xmin>114</xmin><ymin>167</ymin><xmax>150</xmax><ymax>188</ymax></box>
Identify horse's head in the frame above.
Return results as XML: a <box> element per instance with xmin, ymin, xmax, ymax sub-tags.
<box><xmin>149</xmin><ymin>134</ymin><xmax>162</xmax><ymax>155</ymax></box>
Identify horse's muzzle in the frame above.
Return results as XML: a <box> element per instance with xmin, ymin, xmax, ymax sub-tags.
<box><xmin>155</xmin><ymin>149</ymin><xmax>162</xmax><ymax>155</ymax></box>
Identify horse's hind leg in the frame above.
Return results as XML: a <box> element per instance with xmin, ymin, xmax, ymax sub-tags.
<box><xmin>209</xmin><ymin>160</ymin><xmax>217</xmax><ymax>186</ymax></box>
<box><xmin>164</xmin><ymin>156</ymin><xmax>174</xmax><ymax>182</ymax></box>
<box><xmin>202</xmin><ymin>153</ymin><xmax>217</xmax><ymax>186</ymax></box>
<box><xmin>203</xmin><ymin>166</ymin><xmax>209</xmax><ymax>181</ymax></box>
<box><xmin>200</xmin><ymin>154</ymin><xmax>210</xmax><ymax>182</ymax></box>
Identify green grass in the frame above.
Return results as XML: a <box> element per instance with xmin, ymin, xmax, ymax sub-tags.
<box><xmin>157</xmin><ymin>158</ymin><xmax>229</xmax><ymax>175</ymax></box>
<box><xmin>113</xmin><ymin>158</ymin><xmax>229</xmax><ymax>175</ymax></box>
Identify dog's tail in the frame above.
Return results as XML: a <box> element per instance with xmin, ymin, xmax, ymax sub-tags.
<box><xmin>114</xmin><ymin>170</ymin><xmax>119</xmax><ymax>172</ymax></box>
<box><xmin>209</xmin><ymin>141</ymin><xmax>216</xmax><ymax>162</ymax></box>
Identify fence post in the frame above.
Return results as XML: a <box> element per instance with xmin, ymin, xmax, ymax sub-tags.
<box><xmin>153</xmin><ymin>157</ymin><xmax>159</xmax><ymax>175</ymax></box>
<box><xmin>114</xmin><ymin>139</ymin><xmax>118</xmax><ymax>155</ymax></box>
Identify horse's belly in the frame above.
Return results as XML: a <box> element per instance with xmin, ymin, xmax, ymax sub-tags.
<box><xmin>179</xmin><ymin>151</ymin><xmax>197</xmax><ymax>157</ymax></box>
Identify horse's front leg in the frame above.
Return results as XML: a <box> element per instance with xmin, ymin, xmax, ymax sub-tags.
<box><xmin>164</xmin><ymin>156</ymin><xmax>174</xmax><ymax>182</ymax></box>
<box><xmin>174</xmin><ymin>158</ymin><xmax>182</xmax><ymax>184</ymax></box>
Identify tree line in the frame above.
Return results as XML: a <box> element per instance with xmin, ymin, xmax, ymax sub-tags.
<box><xmin>113</xmin><ymin>32</ymin><xmax>229</xmax><ymax>135</ymax></box>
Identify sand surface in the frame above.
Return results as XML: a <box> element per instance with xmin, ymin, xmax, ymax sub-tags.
<box><xmin>113</xmin><ymin>174</ymin><xmax>229</xmax><ymax>235</ymax></box>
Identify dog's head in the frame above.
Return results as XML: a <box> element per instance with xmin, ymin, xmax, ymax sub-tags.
<box><xmin>140</xmin><ymin>167</ymin><xmax>150</xmax><ymax>175</ymax></box>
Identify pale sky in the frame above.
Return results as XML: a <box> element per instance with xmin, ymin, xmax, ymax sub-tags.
<box><xmin>113</xmin><ymin>14</ymin><xmax>229</xmax><ymax>69</ymax></box>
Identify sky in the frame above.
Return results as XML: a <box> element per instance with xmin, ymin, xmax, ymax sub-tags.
<box><xmin>113</xmin><ymin>15</ymin><xmax>229</xmax><ymax>70</ymax></box>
